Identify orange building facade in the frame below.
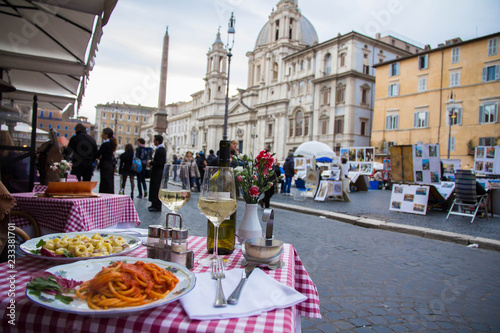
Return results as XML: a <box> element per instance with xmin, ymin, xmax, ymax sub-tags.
<box><xmin>372</xmin><ymin>32</ymin><xmax>500</xmax><ymax>168</ymax></box>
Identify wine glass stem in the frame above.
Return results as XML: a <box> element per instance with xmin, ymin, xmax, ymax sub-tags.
<box><xmin>214</xmin><ymin>224</ymin><xmax>220</xmax><ymax>262</ymax></box>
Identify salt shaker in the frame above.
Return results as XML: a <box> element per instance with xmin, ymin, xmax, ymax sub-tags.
<box><xmin>159</xmin><ymin>226</ymin><xmax>172</xmax><ymax>260</ymax></box>
<box><xmin>147</xmin><ymin>224</ymin><xmax>162</xmax><ymax>258</ymax></box>
<box><xmin>171</xmin><ymin>228</ymin><xmax>188</xmax><ymax>265</ymax></box>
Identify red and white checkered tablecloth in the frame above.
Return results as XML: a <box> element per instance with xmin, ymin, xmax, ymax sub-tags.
<box><xmin>32</xmin><ymin>185</ymin><xmax>48</xmax><ymax>193</ymax></box>
<box><xmin>10</xmin><ymin>192</ymin><xmax>141</xmax><ymax>233</ymax></box>
<box><xmin>0</xmin><ymin>236</ymin><xmax>321</xmax><ymax>333</ymax></box>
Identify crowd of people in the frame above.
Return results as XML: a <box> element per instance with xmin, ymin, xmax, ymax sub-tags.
<box><xmin>62</xmin><ymin>126</ymin><xmax>295</xmax><ymax>212</ymax></box>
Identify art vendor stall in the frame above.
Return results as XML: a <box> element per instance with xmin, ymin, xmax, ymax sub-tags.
<box><xmin>388</xmin><ymin>144</ymin><xmax>451</xmax><ymax>215</ymax></box>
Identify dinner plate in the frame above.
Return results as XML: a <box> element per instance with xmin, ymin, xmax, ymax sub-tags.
<box><xmin>25</xmin><ymin>257</ymin><xmax>196</xmax><ymax>317</ymax></box>
<box><xmin>20</xmin><ymin>231</ymin><xmax>142</xmax><ymax>262</ymax></box>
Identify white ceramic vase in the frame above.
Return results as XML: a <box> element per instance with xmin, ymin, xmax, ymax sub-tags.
<box><xmin>237</xmin><ymin>203</ymin><xmax>262</xmax><ymax>241</ymax></box>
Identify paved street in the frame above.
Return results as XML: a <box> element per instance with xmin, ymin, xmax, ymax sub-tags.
<box><xmin>118</xmin><ymin>175</ymin><xmax>500</xmax><ymax>332</ymax></box>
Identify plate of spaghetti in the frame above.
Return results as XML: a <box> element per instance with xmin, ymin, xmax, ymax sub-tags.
<box><xmin>25</xmin><ymin>257</ymin><xmax>196</xmax><ymax>317</ymax></box>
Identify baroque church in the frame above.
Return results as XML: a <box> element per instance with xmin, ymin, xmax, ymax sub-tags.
<box><xmin>142</xmin><ymin>0</ymin><xmax>420</xmax><ymax>162</ymax></box>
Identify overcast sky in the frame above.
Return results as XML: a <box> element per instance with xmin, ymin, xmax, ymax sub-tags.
<box><xmin>78</xmin><ymin>0</ymin><xmax>500</xmax><ymax>121</ymax></box>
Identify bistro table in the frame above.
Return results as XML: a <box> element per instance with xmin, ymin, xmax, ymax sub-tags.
<box><xmin>10</xmin><ymin>192</ymin><xmax>141</xmax><ymax>234</ymax></box>
<box><xmin>0</xmin><ymin>236</ymin><xmax>321</xmax><ymax>333</ymax></box>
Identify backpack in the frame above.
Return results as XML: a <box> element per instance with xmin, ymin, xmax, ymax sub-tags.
<box><xmin>140</xmin><ymin>147</ymin><xmax>154</xmax><ymax>164</ymax></box>
<box><xmin>131</xmin><ymin>157</ymin><xmax>142</xmax><ymax>173</ymax></box>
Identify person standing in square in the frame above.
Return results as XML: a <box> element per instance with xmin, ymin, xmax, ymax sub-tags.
<box><xmin>65</xmin><ymin>123</ymin><xmax>97</xmax><ymax>181</ymax></box>
<box><xmin>147</xmin><ymin>135</ymin><xmax>166</xmax><ymax>212</ymax></box>
<box><xmin>135</xmin><ymin>138</ymin><xmax>153</xmax><ymax>198</ymax></box>
<box><xmin>283</xmin><ymin>152</ymin><xmax>295</xmax><ymax>195</ymax></box>
<box><xmin>96</xmin><ymin>128</ymin><xmax>117</xmax><ymax>194</ymax></box>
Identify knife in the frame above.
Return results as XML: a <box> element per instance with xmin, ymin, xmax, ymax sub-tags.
<box><xmin>227</xmin><ymin>264</ymin><xmax>256</xmax><ymax>305</ymax></box>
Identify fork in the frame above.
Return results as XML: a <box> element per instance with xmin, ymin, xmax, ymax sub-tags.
<box><xmin>211</xmin><ymin>259</ymin><xmax>227</xmax><ymax>307</ymax></box>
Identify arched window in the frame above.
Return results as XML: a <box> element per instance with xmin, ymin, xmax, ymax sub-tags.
<box><xmin>339</xmin><ymin>52</ymin><xmax>346</xmax><ymax>67</ymax></box>
<box><xmin>295</xmin><ymin>111</ymin><xmax>303</xmax><ymax>136</ymax></box>
<box><xmin>273</xmin><ymin>62</ymin><xmax>279</xmax><ymax>81</ymax></box>
<box><xmin>321</xmin><ymin>86</ymin><xmax>331</xmax><ymax>105</ymax></box>
<box><xmin>324</xmin><ymin>53</ymin><xmax>332</xmax><ymax>75</ymax></box>
<box><xmin>275</xmin><ymin>20</ymin><xmax>280</xmax><ymax>41</ymax></box>
<box><xmin>300</xmin><ymin>60</ymin><xmax>305</xmax><ymax>71</ymax></box>
<box><xmin>320</xmin><ymin>118</ymin><xmax>329</xmax><ymax>135</ymax></box>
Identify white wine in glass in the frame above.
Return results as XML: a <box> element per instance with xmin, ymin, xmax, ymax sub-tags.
<box><xmin>198</xmin><ymin>166</ymin><xmax>237</xmax><ymax>267</ymax></box>
<box><xmin>158</xmin><ymin>164</ymin><xmax>191</xmax><ymax>215</ymax></box>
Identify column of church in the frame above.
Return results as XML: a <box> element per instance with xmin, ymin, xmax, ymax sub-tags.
<box><xmin>343</xmin><ymin>76</ymin><xmax>356</xmax><ymax>147</ymax></box>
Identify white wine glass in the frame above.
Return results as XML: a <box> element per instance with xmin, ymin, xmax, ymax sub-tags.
<box><xmin>158</xmin><ymin>164</ymin><xmax>191</xmax><ymax>221</ymax></box>
<box><xmin>198</xmin><ymin>166</ymin><xmax>238</xmax><ymax>267</ymax></box>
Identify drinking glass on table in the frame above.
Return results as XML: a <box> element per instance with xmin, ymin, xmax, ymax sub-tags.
<box><xmin>198</xmin><ymin>166</ymin><xmax>238</xmax><ymax>267</ymax></box>
<box><xmin>158</xmin><ymin>164</ymin><xmax>191</xmax><ymax>219</ymax></box>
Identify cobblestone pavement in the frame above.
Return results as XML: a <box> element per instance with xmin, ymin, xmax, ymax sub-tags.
<box><xmin>119</xmin><ymin>175</ymin><xmax>500</xmax><ymax>332</ymax></box>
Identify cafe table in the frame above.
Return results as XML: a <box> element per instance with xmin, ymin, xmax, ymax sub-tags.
<box><xmin>0</xmin><ymin>236</ymin><xmax>321</xmax><ymax>333</ymax></box>
<box><xmin>10</xmin><ymin>192</ymin><xmax>141</xmax><ymax>234</ymax></box>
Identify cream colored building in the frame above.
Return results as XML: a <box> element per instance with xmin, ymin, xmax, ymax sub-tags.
<box><xmin>372</xmin><ymin>32</ymin><xmax>500</xmax><ymax>168</ymax></box>
<box><xmin>95</xmin><ymin>103</ymin><xmax>155</xmax><ymax>149</ymax></box>
<box><xmin>152</xmin><ymin>0</ymin><xmax>416</xmax><ymax>162</ymax></box>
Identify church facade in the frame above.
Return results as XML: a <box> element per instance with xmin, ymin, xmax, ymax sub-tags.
<box><xmin>147</xmin><ymin>0</ymin><xmax>419</xmax><ymax>162</ymax></box>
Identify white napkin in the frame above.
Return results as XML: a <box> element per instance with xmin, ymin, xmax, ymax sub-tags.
<box><xmin>179</xmin><ymin>267</ymin><xmax>307</xmax><ymax>320</ymax></box>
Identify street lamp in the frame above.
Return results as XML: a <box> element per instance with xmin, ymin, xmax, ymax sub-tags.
<box><xmin>447</xmin><ymin>91</ymin><xmax>456</xmax><ymax>159</ymax></box>
<box><xmin>223</xmin><ymin>12</ymin><xmax>236</xmax><ymax>141</ymax></box>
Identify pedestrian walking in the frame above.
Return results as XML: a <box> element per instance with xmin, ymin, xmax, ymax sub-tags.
<box><xmin>135</xmin><ymin>138</ymin><xmax>153</xmax><ymax>198</ymax></box>
<box><xmin>181</xmin><ymin>151</ymin><xmax>200</xmax><ymax>192</ymax></box>
<box><xmin>96</xmin><ymin>128</ymin><xmax>117</xmax><ymax>194</ymax></box>
<box><xmin>260</xmin><ymin>161</ymin><xmax>281</xmax><ymax>208</ymax></box>
<box><xmin>207</xmin><ymin>149</ymin><xmax>216</xmax><ymax>164</ymax></box>
<box><xmin>196</xmin><ymin>151</ymin><xmax>207</xmax><ymax>183</ymax></box>
<box><xmin>64</xmin><ymin>123</ymin><xmax>97</xmax><ymax>181</ymax></box>
<box><xmin>147</xmin><ymin>135</ymin><xmax>166</xmax><ymax>212</ymax></box>
<box><xmin>119</xmin><ymin>143</ymin><xmax>136</xmax><ymax>198</ymax></box>
<box><xmin>283</xmin><ymin>152</ymin><xmax>295</xmax><ymax>195</ymax></box>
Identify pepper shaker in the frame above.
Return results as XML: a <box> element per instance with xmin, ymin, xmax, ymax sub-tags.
<box><xmin>147</xmin><ymin>224</ymin><xmax>162</xmax><ymax>258</ymax></box>
<box><xmin>159</xmin><ymin>226</ymin><xmax>172</xmax><ymax>260</ymax></box>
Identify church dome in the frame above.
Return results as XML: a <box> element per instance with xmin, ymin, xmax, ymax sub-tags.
<box><xmin>255</xmin><ymin>14</ymin><xmax>318</xmax><ymax>48</ymax></box>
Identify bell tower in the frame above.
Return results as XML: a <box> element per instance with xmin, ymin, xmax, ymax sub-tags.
<box><xmin>204</xmin><ymin>29</ymin><xmax>227</xmax><ymax>104</ymax></box>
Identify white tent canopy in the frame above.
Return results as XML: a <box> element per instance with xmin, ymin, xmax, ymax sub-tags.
<box><xmin>294</xmin><ymin>141</ymin><xmax>337</xmax><ymax>159</ymax></box>
<box><xmin>0</xmin><ymin>0</ymin><xmax>118</xmax><ymax>117</ymax></box>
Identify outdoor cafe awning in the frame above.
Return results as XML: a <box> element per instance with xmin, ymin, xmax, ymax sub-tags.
<box><xmin>0</xmin><ymin>0</ymin><xmax>118</xmax><ymax>118</ymax></box>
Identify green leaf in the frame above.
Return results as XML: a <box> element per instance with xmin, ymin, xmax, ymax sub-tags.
<box><xmin>55</xmin><ymin>294</ymin><xmax>74</xmax><ymax>305</ymax></box>
<box><xmin>36</xmin><ymin>239</ymin><xmax>46</xmax><ymax>248</ymax></box>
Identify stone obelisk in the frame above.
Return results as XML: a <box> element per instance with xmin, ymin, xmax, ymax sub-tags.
<box><xmin>154</xmin><ymin>26</ymin><xmax>169</xmax><ymax>133</ymax></box>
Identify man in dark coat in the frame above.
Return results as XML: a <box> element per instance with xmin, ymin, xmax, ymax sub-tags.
<box><xmin>64</xmin><ymin>123</ymin><xmax>97</xmax><ymax>181</ymax></box>
<box><xmin>148</xmin><ymin>135</ymin><xmax>166</xmax><ymax>212</ymax></box>
<box><xmin>283</xmin><ymin>153</ymin><xmax>295</xmax><ymax>195</ymax></box>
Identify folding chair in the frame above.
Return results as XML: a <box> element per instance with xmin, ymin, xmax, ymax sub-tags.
<box><xmin>446</xmin><ymin>170</ymin><xmax>489</xmax><ymax>223</ymax></box>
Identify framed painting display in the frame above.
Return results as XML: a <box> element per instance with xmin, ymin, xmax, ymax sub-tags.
<box><xmin>412</xmin><ymin>144</ymin><xmax>441</xmax><ymax>184</ymax></box>
<box><xmin>390</xmin><ymin>184</ymin><xmax>429</xmax><ymax>215</ymax></box>
<box><xmin>432</xmin><ymin>182</ymin><xmax>455</xmax><ymax>200</ymax></box>
<box><xmin>340</xmin><ymin>149</ymin><xmax>349</xmax><ymax>161</ymax></box>
<box><xmin>332</xmin><ymin>181</ymin><xmax>343</xmax><ymax>196</ymax></box>
<box><xmin>342</xmin><ymin>147</ymin><xmax>375</xmax><ymax>175</ymax></box>
<box><xmin>474</xmin><ymin>146</ymin><xmax>500</xmax><ymax>175</ymax></box>
<box><xmin>441</xmin><ymin>159</ymin><xmax>461</xmax><ymax>181</ymax></box>
<box><xmin>314</xmin><ymin>180</ymin><xmax>329</xmax><ymax>201</ymax></box>
<box><xmin>329</xmin><ymin>169</ymin><xmax>340</xmax><ymax>180</ymax></box>
<box><xmin>295</xmin><ymin>157</ymin><xmax>306</xmax><ymax>169</ymax></box>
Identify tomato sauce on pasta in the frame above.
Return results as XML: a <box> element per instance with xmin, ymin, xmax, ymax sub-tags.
<box><xmin>76</xmin><ymin>261</ymin><xmax>179</xmax><ymax>309</ymax></box>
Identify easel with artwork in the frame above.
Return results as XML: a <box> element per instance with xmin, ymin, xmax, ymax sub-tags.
<box><xmin>389</xmin><ymin>144</ymin><xmax>447</xmax><ymax>214</ymax></box>
<box><xmin>474</xmin><ymin>146</ymin><xmax>500</xmax><ymax>175</ymax></box>
<box><xmin>314</xmin><ymin>179</ymin><xmax>350</xmax><ymax>202</ymax></box>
